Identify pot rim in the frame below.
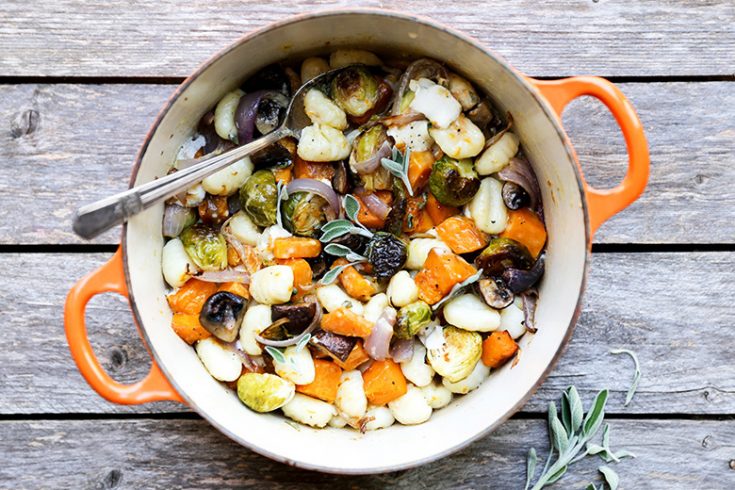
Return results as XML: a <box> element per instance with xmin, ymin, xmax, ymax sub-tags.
<box><xmin>121</xmin><ymin>7</ymin><xmax>591</xmax><ymax>474</ymax></box>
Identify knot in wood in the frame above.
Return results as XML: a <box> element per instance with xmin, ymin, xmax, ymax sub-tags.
<box><xmin>10</xmin><ymin>109</ymin><xmax>40</xmax><ymax>138</ymax></box>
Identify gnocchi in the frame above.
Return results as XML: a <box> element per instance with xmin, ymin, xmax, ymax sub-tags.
<box><xmin>329</xmin><ymin>49</ymin><xmax>382</xmax><ymax>69</ymax></box>
<box><xmin>500</xmin><ymin>298</ymin><xmax>527</xmax><ymax>339</ymax></box>
<box><xmin>227</xmin><ymin>211</ymin><xmax>261</xmax><ymax>247</ymax></box>
<box><xmin>475</xmin><ymin>132</ymin><xmax>520</xmax><ymax>175</ymax></box>
<box><xmin>274</xmin><ymin>345</ymin><xmax>316</xmax><ymax>385</ymax></box>
<box><xmin>335</xmin><ymin>370</ymin><xmax>368</xmax><ymax>419</ymax></box>
<box><xmin>468</xmin><ymin>177</ymin><xmax>508</xmax><ymax>234</ymax></box>
<box><xmin>300</xmin><ymin>56</ymin><xmax>330</xmax><ymax>83</ymax></box>
<box><xmin>400</xmin><ymin>343</ymin><xmax>435</xmax><ymax>387</ymax></box>
<box><xmin>239</xmin><ymin>304</ymin><xmax>272</xmax><ymax>356</ymax></box>
<box><xmin>202</xmin><ymin>157</ymin><xmax>253</xmax><ymax>196</ymax></box>
<box><xmin>409</xmin><ymin>78</ymin><xmax>462</xmax><ymax>128</ymax></box>
<box><xmin>304</xmin><ymin>89</ymin><xmax>349</xmax><ymax>130</ymax></box>
<box><xmin>297</xmin><ymin>123</ymin><xmax>351</xmax><ymax>162</ymax></box>
<box><xmin>443</xmin><ymin>294</ymin><xmax>501</xmax><ymax>332</ymax></box>
<box><xmin>316</xmin><ymin>284</ymin><xmax>364</xmax><ymax>316</ymax></box>
<box><xmin>249</xmin><ymin>265</ymin><xmax>294</xmax><ymax>305</ymax></box>
<box><xmin>442</xmin><ymin>360</ymin><xmax>490</xmax><ymax>394</ymax></box>
<box><xmin>387</xmin><ymin>270</ymin><xmax>419</xmax><ymax>307</ymax></box>
<box><xmin>195</xmin><ymin>337</ymin><xmax>242</xmax><ymax>382</ymax></box>
<box><xmin>388</xmin><ymin>385</ymin><xmax>433</xmax><ymax>425</ymax></box>
<box><xmin>214</xmin><ymin>89</ymin><xmax>243</xmax><ymax>142</ymax></box>
<box><xmin>282</xmin><ymin>393</ymin><xmax>337</xmax><ymax>428</ymax></box>
<box><xmin>420</xmin><ymin>382</ymin><xmax>454</xmax><ymax>409</ymax></box>
<box><xmin>406</xmin><ymin>238</ymin><xmax>451</xmax><ymax>270</ymax></box>
<box><xmin>429</xmin><ymin>114</ymin><xmax>486</xmax><ymax>159</ymax></box>
<box><xmin>162</xmin><ymin>237</ymin><xmax>198</xmax><ymax>288</ymax></box>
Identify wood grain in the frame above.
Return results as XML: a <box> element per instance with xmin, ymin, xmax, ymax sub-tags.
<box><xmin>1</xmin><ymin>1</ymin><xmax>733</xmax><ymax>78</ymax></box>
<box><xmin>1</xmin><ymin>418</ymin><xmax>733</xmax><ymax>489</ymax></box>
<box><xmin>3</xmin><ymin>251</ymin><xmax>733</xmax><ymax>415</ymax></box>
<box><xmin>1</xmin><ymin>82</ymin><xmax>733</xmax><ymax>245</ymax></box>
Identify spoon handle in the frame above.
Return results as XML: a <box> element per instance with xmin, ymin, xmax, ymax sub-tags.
<box><xmin>73</xmin><ymin>128</ymin><xmax>288</xmax><ymax>240</ymax></box>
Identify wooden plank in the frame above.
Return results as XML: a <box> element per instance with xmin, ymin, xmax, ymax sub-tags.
<box><xmin>1</xmin><ymin>1</ymin><xmax>733</xmax><ymax>78</ymax></box>
<box><xmin>1</xmin><ymin>418</ymin><xmax>732</xmax><ymax>488</ymax></box>
<box><xmin>2</xmin><ymin>251</ymin><xmax>733</xmax><ymax>415</ymax></box>
<box><xmin>1</xmin><ymin>82</ymin><xmax>733</xmax><ymax>245</ymax></box>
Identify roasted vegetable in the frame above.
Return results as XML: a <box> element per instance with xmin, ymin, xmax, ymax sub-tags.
<box><xmin>167</xmin><ymin>278</ymin><xmax>218</xmax><ymax>315</ymax></box>
<box><xmin>306</xmin><ymin>253</ymin><xmax>329</xmax><ymax>281</ymax></box>
<box><xmin>481</xmin><ymin>331</ymin><xmax>519</xmax><ymax>368</ymax></box>
<box><xmin>474</xmin><ymin>237</ymin><xmax>533</xmax><ymax>277</ymax></box>
<box><xmin>255</xmin><ymin>92</ymin><xmax>289</xmax><ymax>136</ymax></box>
<box><xmin>500</xmin><ymin>208</ymin><xmax>547</xmax><ymax>259</ymax></box>
<box><xmin>394</xmin><ymin>301</ymin><xmax>432</xmax><ymax>339</ymax></box>
<box><xmin>407</xmin><ymin>150</ymin><xmax>436</xmax><ymax>191</ymax></box>
<box><xmin>198</xmin><ymin>194</ymin><xmax>230</xmax><ymax>227</ymax></box>
<box><xmin>275</xmin><ymin>258</ymin><xmax>313</xmax><ymax>300</ymax></box>
<box><xmin>435</xmin><ymin>215</ymin><xmax>487</xmax><ymax>254</ymax></box>
<box><xmin>477</xmin><ymin>277</ymin><xmax>514</xmax><ymax>309</ymax></box>
<box><xmin>321</xmin><ymin>308</ymin><xmax>373</xmax><ymax>337</ymax></box>
<box><xmin>426</xmin><ymin>326</ymin><xmax>482</xmax><ymax>382</ymax></box>
<box><xmin>330</xmin><ymin>66</ymin><xmax>380</xmax><ymax>117</ymax></box>
<box><xmin>384</xmin><ymin>180</ymin><xmax>408</xmax><ymax>236</ymax></box>
<box><xmin>180</xmin><ymin>224</ymin><xmax>228</xmax><ymax>271</ymax></box>
<box><xmin>502</xmin><ymin>181</ymin><xmax>530</xmax><ymax>210</ymax></box>
<box><xmin>331</xmin><ymin>258</ymin><xmax>377</xmax><ymax>302</ymax></box>
<box><xmin>250</xmin><ymin>137</ymin><xmax>295</xmax><ymax>169</ymax></box>
<box><xmin>503</xmin><ymin>252</ymin><xmax>545</xmax><ymax>293</ymax></box>
<box><xmin>199</xmin><ymin>291</ymin><xmax>247</xmax><ymax>342</ymax></box>
<box><xmin>428</xmin><ymin>156</ymin><xmax>480</xmax><ymax>207</ymax></box>
<box><xmin>282</xmin><ymin>192</ymin><xmax>330</xmax><ymax>237</ymax></box>
<box><xmin>295</xmin><ymin>359</ymin><xmax>343</xmax><ymax>403</ymax></box>
<box><xmin>237</xmin><ymin>372</ymin><xmax>295</xmax><ymax>412</ymax></box>
<box><xmin>332</xmin><ymin>160</ymin><xmax>352</xmax><ymax>194</ymax></box>
<box><xmin>367</xmin><ymin>231</ymin><xmax>408</xmax><ymax>279</ymax></box>
<box><xmin>310</xmin><ymin>329</ymin><xmax>358</xmax><ymax>362</ymax></box>
<box><xmin>171</xmin><ymin>313</ymin><xmax>212</xmax><ymax>344</ymax></box>
<box><xmin>352</xmin><ymin>125</ymin><xmax>390</xmax><ymax>167</ymax></box>
<box><xmin>242</xmin><ymin>63</ymin><xmax>292</xmax><ymax>96</ymax></box>
<box><xmin>335</xmin><ymin>341</ymin><xmax>371</xmax><ymax>370</ymax></box>
<box><xmin>272</xmin><ymin>237</ymin><xmax>322</xmax><ymax>259</ymax></box>
<box><xmin>362</xmin><ymin>359</ymin><xmax>408</xmax><ymax>406</ymax></box>
<box><xmin>239</xmin><ymin>170</ymin><xmax>278</xmax><ymax>227</ymax></box>
<box><xmin>414</xmin><ymin>248</ymin><xmax>477</xmax><ymax>305</ymax></box>
<box><xmin>425</xmin><ymin>192</ymin><xmax>460</xmax><ymax>225</ymax></box>
<box><xmin>271</xmin><ymin>301</ymin><xmax>317</xmax><ymax>334</ymax></box>
<box><xmin>162</xmin><ymin>203</ymin><xmax>197</xmax><ymax>238</ymax></box>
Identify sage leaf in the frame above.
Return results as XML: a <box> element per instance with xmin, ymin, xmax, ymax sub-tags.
<box><xmin>568</xmin><ymin>385</ymin><xmax>584</xmax><ymax>433</ymax></box>
<box><xmin>319</xmin><ymin>266</ymin><xmax>344</xmax><ymax>286</ymax></box>
<box><xmin>346</xmin><ymin>252</ymin><xmax>366</xmax><ymax>262</ymax></box>
<box><xmin>586</xmin><ymin>443</ymin><xmax>606</xmax><ymax>455</ymax></box>
<box><xmin>545</xmin><ymin>465</ymin><xmax>567</xmax><ymax>485</ymax></box>
<box><xmin>321</xmin><ymin>219</ymin><xmax>354</xmax><ymax>231</ymax></box>
<box><xmin>264</xmin><ymin>346</ymin><xmax>285</xmax><ymax>364</ymax></box>
<box><xmin>550</xmin><ymin>415</ymin><xmax>569</xmax><ymax>453</ymax></box>
<box><xmin>613</xmin><ymin>449</ymin><xmax>637</xmax><ymax>460</ymax></box>
<box><xmin>295</xmin><ymin>333</ymin><xmax>311</xmax><ymax>352</ymax></box>
<box><xmin>586</xmin><ymin>484</ymin><xmax>601</xmax><ymax>490</ymax></box>
<box><xmin>525</xmin><ymin>448</ymin><xmax>537</xmax><ymax>490</ymax></box>
<box><xmin>320</xmin><ymin>226</ymin><xmax>351</xmax><ymax>243</ymax></box>
<box><xmin>610</xmin><ymin>348</ymin><xmax>641</xmax><ymax>406</ymax></box>
<box><xmin>324</xmin><ymin>243</ymin><xmax>353</xmax><ymax>257</ymax></box>
<box><xmin>583</xmin><ymin>389</ymin><xmax>609</xmax><ymax>438</ymax></box>
<box><xmin>380</xmin><ymin>146</ymin><xmax>414</xmax><ymax>196</ymax></box>
<box><xmin>561</xmin><ymin>392</ymin><xmax>572</xmax><ymax>435</ymax></box>
<box><xmin>598</xmin><ymin>466</ymin><xmax>619</xmax><ymax>490</ymax></box>
<box><xmin>343</xmin><ymin>194</ymin><xmax>361</xmax><ymax>223</ymax></box>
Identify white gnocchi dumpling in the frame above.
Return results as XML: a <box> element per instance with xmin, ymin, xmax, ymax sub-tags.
<box><xmin>300</xmin><ymin>56</ymin><xmax>330</xmax><ymax>83</ymax></box>
<box><xmin>388</xmin><ymin>385</ymin><xmax>433</xmax><ymax>425</ymax></box>
<box><xmin>316</xmin><ymin>284</ymin><xmax>364</xmax><ymax>316</ymax></box>
<box><xmin>409</xmin><ymin>78</ymin><xmax>462</xmax><ymax>128</ymax></box>
<box><xmin>387</xmin><ymin>271</ymin><xmax>419</xmax><ymax>307</ymax></box>
<box><xmin>420</xmin><ymin>382</ymin><xmax>454</xmax><ymax>409</ymax></box>
<box><xmin>442</xmin><ymin>360</ymin><xmax>490</xmax><ymax>394</ymax></box>
<box><xmin>227</xmin><ymin>211</ymin><xmax>261</xmax><ymax>247</ymax></box>
<box><xmin>297</xmin><ymin>123</ymin><xmax>351</xmax><ymax>162</ymax></box>
<box><xmin>443</xmin><ymin>294</ymin><xmax>500</xmax><ymax>332</ymax></box>
<box><xmin>281</xmin><ymin>393</ymin><xmax>337</xmax><ymax>428</ymax></box>
<box><xmin>429</xmin><ymin>114</ymin><xmax>486</xmax><ymax>159</ymax></box>
<box><xmin>256</xmin><ymin>224</ymin><xmax>291</xmax><ymax>262</ymax></box>
<box><xmin>328</xmin><ymin>414</ymin><xmax>349</xmax><ymax>428</ymax></box>
<box><xmin>214</xmin><ymin>89</ymin><xmax>244</xmax><ymax>142</ymax></box>
<box><xmin>475</xmin><ymin>132</ymin><xmax>519</xmax><ymax>175</ymax></box>
<box><xmin>329</xmin><ymin>49</ymin><xmax>382</xmax><ymax>69</ymax></box>
<box><xmin>363</xmin><ymin>293</ymin><xmax>390</xmax><ymax>324</ymax></box>
<box><xmin>162</xmin><ymin>238</ymin><xmax>198</xmax><ymax>288</ymax></box>
<box><xmin>273</xmin><ymin>345</ymin><xmax>316</xmax><ymax>385</ymax></box>
<box><xmin>468</xmin><ymin>177</ymin><xmax>508</xmax><ymax>234</ymax></box>
<box><xmin>304</xmin><ymin>89</ymin><xmax>348</xmax><ymax>130</ymax></box>
<box><xmin>249</xmin><ymin>265</ymin><xmax>294</xmax><ymax>305</ymax></box>
<box><xmin>448</xmin><ymin>73</ymin><xmax>480</xmax><ymax>111</ymax></box>
<box><xmin>400</xmin><ymin>343</ymin><xmax>435</xmax><ymax>387</ymax></box>
<box><xmin>335</xmin><ymin>370</ymin><xmax>368</xmax><ymax>419</ymax></box>
<box><xmin>500</xmin><ymin>298</ymin><xmax>527</xmax><ymax>339</ymax></box>
<box><xmin>406</xmin><ymin>238</ymin><xmax>451</xmax><ymax>270</ymax></box>
<box><xmin>386</xmin><ymin>120</ymin><xmax>434</xmax><ymax>152</ymax></box>
<box><xmin>239</xmin><ymin>304</ymin><xmax>272</xmax><ymax>356</ymax></box>
<box><xmin>362</xmin><ymin>405</ymin><xmax>395</xmax><ymax>431</ymax></box>
<box><xmin>195</xmin><ymin>337</ymin><xmax>242</xmax><ymax>382</ymax></box>
<box><xmin>180</xmin><ymin>183</ymin><xmax>206</xmax><ymax>208</ymax></box>
<box><xmin>202</xmin><ymin>157</ymin><xmax>253</xmax><ymax>196</ymax></box>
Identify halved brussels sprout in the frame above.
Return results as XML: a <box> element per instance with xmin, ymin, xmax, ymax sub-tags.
<box><xmin>367</xmin><ymin>231</ymin><xmax>408</xmax><ymax>279</ymax></box>
<box><xmin>395</xmin><ymin>301</ymin><xmax>432</xmax><ymax>339</ymax></box>
<box><xmin>426</xmin><ymin>326</ymin><xmax>482</xmax><ymax>382</ymax></box>
<box><xmin>237</xmin><ymin>372</ymin><xmax>295</xmax><ymax>413</ymax></box>
<box><xmin>330</xmin><ymin>66</ymin><xmax>380</xmax><ymax>117</ymax></box>
<box><xmin>474</xmin><ymin>237</ymin><xmax>533</xmax><ymax>277</ymax></box>
<box><xmin>353</xmin><ymin>125</ymin><xmax>389</xmax><ymax>165</ymax></box>
<box><xmin>428</xmin><ymin>156</ymin><xmax>480</xmax><ymax>207</ymax></box>
<box><xmin>282</xmin><ymin>191</ymin><xmax>330</xmax><ymax>237</ymax></box>
<box><xmin>180</xmin><ymin>224</ymin><xmax>228</xmax><ymax>272</ymax></box>
<box><xmin>199</xmin><ymin>291</ymin><xmax>247</xmax><ymax>342</ymax></box>
<box><xmin>239</xmin><ymin>170</ymin><xmax>278</xmax><ymax>227</ymax></box>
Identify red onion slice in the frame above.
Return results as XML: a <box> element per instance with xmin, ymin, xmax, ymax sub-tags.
<box><xmin>226</xmin><ymin>341</ymin><xmax>261</xmax><ymax>372</ymax></box>
<box><xmin>391</xmin><ymin>58</ymin><xmax>449</xmax><ymax>115</ymax></box>
<box><xmin>380</xmin><ymin>112</ymin><xmax>426</xmax><ymax>127</ymax></box>
<box><xmin>286</xmin><ymin>178</ymin><xmax>340</xmax><ymax>215</ymax></box>
<box><xmin>255</xmin><ymin>296</ymin><xmax>322</xmax><ymax>348</ymax></box>
<box><xmin>195</xmin><ymin>267</ymin><xmax>250</xmax><ymax>284</ymax></box>
<box><xmin>498</xmin><ymin>156</ymin><xmax>542</xmax><ymax>214</ymax></box>
<box><xmin>162</xmin><ymin>204</ymin><xmax>195</xmax><ymax>238</ymax></box>
<box><xmin>390</xmin><ymin>338</ymin><xmax>414</xmax><ymax>363</ymax></box>
<box><xmin>352</xmin><ymin>141</ymin><xmax>393</xmax><ymax>175</ymax></box>
<box><xmin>364</xmin><ymin>307</ymin><xmax>396</xmax><ymax>360</ymax></box>
<box><xmin>355</xmin><ymin>187</ymin><xmax>391</xmax><ymax>220</ymax></box>
<box><xmin>521</xmin><ymin>288</ymin><xmax>539</xmax><ymax>334</ymax></box>
<box><xmin>235</xmin><ymin>90</ymin><xmax>270</xmax><ymax>145</ymax></box>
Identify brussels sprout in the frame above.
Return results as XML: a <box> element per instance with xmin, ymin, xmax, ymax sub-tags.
<box><xmin>239</xmin><ymin>170</ymin><xmax>278</xmax><ymax>227</ymax></box>
<box><xmin>282</xmin><ymin>191</ymin><xmax>330</xmax><ymax>237</ymax></box>
<box><xmin>353</xmin><ymin>125</ymin><xmax>389</xmax><ymax>164</ymax></box>
<box><xmin>330</xmin><ymin>66</ymin><xmax>380</xmax><ymax>117</ymax></box>
<box><xmin>426</xmin><ymin>326</ymin><xmax>482</xmax><ymax>382</ymax></box>
<box><xmin>395</xmin><ymin>301</ymin><xmax>432</xmax><ymax>339</ymax></box>
<box><xmin>199</xmin><ymin>291</ymin><xmax>247</xmax><ymax>342</ymax></box>
<box><xmin>367</xmin><ymin>231</ymin><xmax>408</xmax><ymax>279</ymax></box>
<box><xmin>428</xmin><ymin>156</ymin><xmax>480</xmax><ymax>207</ymax></box>
<box><xmin>180</xmin><ymin>224</ymin><xmax>228</xmax><ymax>272</ymax></box>
<box><xmin>237</xmin><ymin>372</ymin><xmax>295</xmax><ymax>413</ymax></box>
<box><xmin>474</xmin><ymin>237</ymin><xmax>533</xmax><ymax>277</ymax></box>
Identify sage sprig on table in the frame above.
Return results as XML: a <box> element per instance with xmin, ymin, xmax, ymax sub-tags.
<box><xmin>609</xmin><ymin>348</ymin><xmax>641</xmax><ymax>406</ymax></box>
<box><xmin>381</xmin><ymin>146</ymin><xmax>414</xmax><ymax>197</ymax></box>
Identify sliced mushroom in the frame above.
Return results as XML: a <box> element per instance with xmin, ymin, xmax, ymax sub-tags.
<box><xmin>271</xmin><ymin>301</ymin><xmax>318</xmax><ymax>334</ymax></box>
<box><xmin>477</xmin><ymin>278</ymin><xmax>514</xmax><ymax>309</ymax></box>
<box><xmin>310</xmin><ymin>329</ymin><xmax>358</xmax><ymax>362</ymax></box>
<box><xmin>199</xmin><ymin>291</ymin><xmax>248</xmax><ymax>342</ymax></box>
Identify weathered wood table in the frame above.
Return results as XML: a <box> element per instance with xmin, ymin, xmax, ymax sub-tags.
<box><xmin>1</xmin><ymin>1</ymin><xmax>733</xmax><ymax>488</ymax></box>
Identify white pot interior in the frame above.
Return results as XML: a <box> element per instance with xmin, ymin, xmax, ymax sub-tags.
<box><xmin>123</xmin><ymin>11</ymin><xmax>588</xmax><ymax>473</ymax></box>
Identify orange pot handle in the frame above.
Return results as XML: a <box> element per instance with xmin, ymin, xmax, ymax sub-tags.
<box><xmin>64</xmin><ymin>248</ymin><xmax>183</xmax><ymax>404</ymax></box>
<box><xmin>530</xmin><ymin>76</ymin><xmax>649</xmax><ymax>236</ymax></box>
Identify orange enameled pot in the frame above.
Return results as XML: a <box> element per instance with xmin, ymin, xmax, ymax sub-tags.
<box><xmin>64</xmin><ymin>9</ymin><xmax>648</xmax><ymax>474</ymax></box>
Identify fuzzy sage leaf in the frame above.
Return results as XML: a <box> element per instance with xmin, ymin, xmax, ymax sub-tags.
<box><xmin>381</xmin><ymin>146</ymin><xmax>414</xmax><ymax>197</ymax></box>
<box><xmin>610</xmin><ymin>348</ymin><xmax>641</xmax><ymax>406</ymax></box>
<box><xmin>319</xmin><ymin>261</ymin><xmax>364</xmax><ymax>286</ymax></box>
<box><xmin>583</xmin><ymin>389</ymin><xmax>609</xmax><ymax>438</ymax></box>
<box><xmin>294</xmin><ymin>333</ymin><xmax>311</xmax><ymax>352</ymax></box>
<box><xmin>525</xmin><ymin>448</ymin><xmax>537</xmax><ymax>490</ymax></box>
<box><xmin>598</xmin><ymin>466</ymin><xmax>619</xmax><ymax>490</ymax></box>
<box><xmin>343</xmin><ymin>194</ymin><xmax>362</xmax><ymax>223</ymax></box>
<box><xmin>264</xmin><ymin>346</ymin><xmax>286</xmax><ymax>364</ymax></box>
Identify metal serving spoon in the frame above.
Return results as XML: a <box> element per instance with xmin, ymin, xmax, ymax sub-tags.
<box><xmin>72</xmin><ymin>67</ymin><xmax>347</xmax><ymax>239</ymax></box>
